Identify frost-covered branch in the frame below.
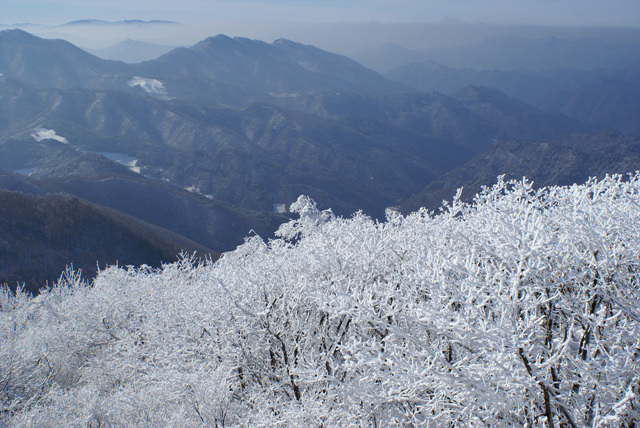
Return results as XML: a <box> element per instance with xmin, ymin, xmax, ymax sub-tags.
<box><xmin>2</xmin><ymin>174</ymin><xmax>640</xmax><ymax>426</ymax></box>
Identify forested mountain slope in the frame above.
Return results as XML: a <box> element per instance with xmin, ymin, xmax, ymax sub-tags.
<box><xmin>0</xmin><ymin>29</ymin><xmax>131</xmax><ymax>89</ymax></box>
<box><xmin>0</xmin><ymin>189</ymin><xmax>215</xmax><ymax>294</ymax></box>
<box><xmin>400</xmin><ymin>130</ymin><xmax>640</xmax><ymax>213</ymax></box>
<box><xmin>0</xmin><ymin>65</ymin><xmax>591</xmax><ymax>219</ymax></box>
<box><xmin>387</xmin><ymin>63</ymin><xmax>640</xmax><ymax>135</ymax></box>
<box><xmin>0</xmin><ymin>172</ymin><xmax>279</xmax><ymax>256</ymax></box>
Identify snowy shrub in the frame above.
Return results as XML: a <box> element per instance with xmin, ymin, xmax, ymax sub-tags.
<box><xmin>1</xmin><ymin>174</ymin><xmax>639</xmax><ymax>426</ymax></box>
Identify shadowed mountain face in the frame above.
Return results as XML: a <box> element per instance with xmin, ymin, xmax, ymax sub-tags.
<box><xmin>400</xmin><ymin>131</ymin><xmax>640</xmax><ymax>214</ymax></box>
<box><xmin>0</xmin><ymin>170</ymin><xmax>281</xmax><ymax>254</ymax></box>
<box><xmin>540</xmin><ymin>77</ymin><xmax>640</xmax><ymax>135</ymax></box>
<box><xmin>0</xmin><ymin>29</ymin><xmax>131</xmax><ymax>89</ymax></box>
<box><xmin>0</xmin><ymin>189</ymin><xmax>216</xmax><ymax>294</ymax></box>
<box><xmin>276</xmin><ymin>88</ymin><xmax>594</xmax><ymax>157</ymax></box>
<box><xmin>37</xmin><ymin>176</ymin><xmax>283</xmax><ymax>252</ymax></box>
<box><xmin>386</xmin><ymin>62</ymin><xmax>640</xmax><ymax>135</ymax></box>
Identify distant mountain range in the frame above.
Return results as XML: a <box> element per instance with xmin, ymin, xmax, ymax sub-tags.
<box><xmin>0</xmin><ymin>28</ymin><xmax>638</xmax><ymax>292</ymax></box>
<box><xmin>352</xmin><ymin>36</ymin><xmax>640</xmax><ymax>135</ymax></box>
<box><xmin>0</xmin><ymin>29</ymin><xmax>130</xmax><ymax>89</ymax></box>
<box><xmin>540</xmin><ymin>76</ymin><xmax>640</xmax><ymax>135</ymax></box>
<box><xmin>386</xmin><ymin>62</ymin><xmax>640</xmax><ymax>135</ymax></box>
<box><xmin>0</xmin><ymin>29</ymin><xmax>409</xmax><ymax>98</ymax></box>
<box><xmin>61</xmin><ymin>19</ymin><xmax>180</xmax><ymax>27</ymax></box>
<box><xmin>0</xmin><ymin>20</ymin><xmax>180</xmax><ymax>29</ymax></box>
<box><xmin>400</xmin><ymin>130</ymin><xmax>640</xmax><ymax>213</ymax></box>
<box><xmin>353</xmin><ymin>35</ymin><xmax>640</xmax><ymax>73</ymax></box>
<box><xmin>87</xmin><ymin>39</ymin><xmax>179</xmax><ymax>63</ymax></box>
<box><xmin>135</xmin><ymin>34</ymin><xmax>411</xmax><ymax>97</ymax></box>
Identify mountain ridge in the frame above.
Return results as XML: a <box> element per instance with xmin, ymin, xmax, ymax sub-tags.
<box><xmin>135</xmin><ymin>34</ymin><xmax>411</xmax><ymax>97</ymax></box>
<box><xmin>386</xmin><ymin>61</ymin><xmax>640</xmax><ymax>135</ymax></box>
<box><xmin>400</xmin><ymin>130</ymin><xmax>640</xmax><ymax>213</ymax></box>
<box><xmin>62</xmin><ymin>19</ymin><xmax>180</xmax><ymax>27</ymax></box>
<box><xmin>0</xmin><ymin>29</ymin><xmax>131</xmax><ymax>89</ymax></box>
<box><xmin>0</xmin><ymin>187</ymin><xmax>216</xmax><ymax>294</ymax></box>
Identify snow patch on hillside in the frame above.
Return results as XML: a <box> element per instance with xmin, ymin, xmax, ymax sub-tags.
<box><xmin>273</xmin><ymin>203</ymin><xmax>287</xmax><ymax>213</ymax></box>
<box><xmin>14</xmin><ymin>167</ymin><xmax>39</xmax><ymax>176</ymax></box>
<box><xmin>268</xmin><ymin>92</ymin><xmax>302</xmax><ymax>98</ymax></box>
<box><xmin>31</xmin><ymin>128</ymin><xmax>68</xmax><ymax>144</ymax></box>
<box><xmin>127</xmin><ymin>76</ymin><xmax>167</xmax><ymax>96</ymax></box>
<box><xmin>295</xmin><ymin>59</ymin><xmax>320</xmax><ymax>72</ymax></box>
<box><xmin>91</xmin><ymin>151</ymin><xmax>141</xmax><ymax>174</ymax></box>
<box><xmin>184</xmin><ymin>185</ymin><xmax>215</xmax><ymax>199</ymax></box>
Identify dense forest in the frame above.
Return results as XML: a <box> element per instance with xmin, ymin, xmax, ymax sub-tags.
<box><xmin>2</xmin><ymin>174</ymin><xmax>639</xmax><ymax>426</ymax></box>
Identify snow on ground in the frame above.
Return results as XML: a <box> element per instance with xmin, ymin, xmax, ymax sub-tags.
<box><xmin>127</xmin><ymin>76</ymin><xmax>167</xmax><ymax>95</ymax></box>
<box><xmin>31</xmin><ymin>128</ymin><xmax>68</xmax><ymax>144</ymax></box>
<box><xmin>14</xmin><ymin>167</ymin><xmax>39</xmax><ymax>176</ymax></box>
<box><xmin>295</xmin><ymin>59</ymin><xmax>320</xmax><ymax>72</ymax></box>
<box><xmin>128</xmin><ymin>163</ymin><xmax>141</xmax><ymax>174</ymax></box>
<box><xmin>185</xmin><ymin>186</ymin><xmax>215</xmax><ymax>199</ymax></box>
<box><xmin>273</xmin><ymin>203</ymin><xmax>288</xmax><ymax>213</ymax></box>
<box><xmin>269</xmin><ymin>92</ymin><xmax>302</xmax><ymax>97</ymax></box>
<box><xmin>88</xmin><ymin>151</ymin><xmax>141</xmax><ymax>174</ymax></box>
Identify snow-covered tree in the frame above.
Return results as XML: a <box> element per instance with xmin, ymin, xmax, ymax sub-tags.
<box><xmin>1</xmin><ymin>174</ymin><xmax>639</xmax><ymax>426</ymax></box>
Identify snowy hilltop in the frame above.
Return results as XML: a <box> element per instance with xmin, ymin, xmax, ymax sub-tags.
<box><xmin>2</xmin><ymin>174</ymin><xmax>640</xmax><ymax>426</ymax></box>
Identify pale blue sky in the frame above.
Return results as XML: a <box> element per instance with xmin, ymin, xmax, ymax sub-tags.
<box><xmin>3</xmin><ymin>0</ymin><xmax>640</xmax><ymax>27</ymax></box>
<box><xmin>2</xmin><ymin>0</ymin><xmax>639</xmax><ymax>53</ymax></box>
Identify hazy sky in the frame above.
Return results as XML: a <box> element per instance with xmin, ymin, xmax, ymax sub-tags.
<box><xmin>3</xmin><ymin>0</ymin><xmax>640</xmax><ymax>27</ymax></box>
<box><xmin>2</xmin><ymin>0</ymin><xmax>639</xmax><ymax>53</ymax></box>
